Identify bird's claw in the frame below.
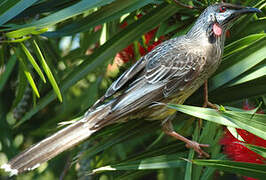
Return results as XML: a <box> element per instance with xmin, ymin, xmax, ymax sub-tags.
<box><xmin>185</xmin><ymin>141</ymin><xmax>210</xmax><ymax>158</ymax></box>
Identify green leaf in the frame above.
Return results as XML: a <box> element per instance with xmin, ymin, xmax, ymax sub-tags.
<box><xmin>11</xmin><ymin>65</ymin><xmax>28</xmax><ymax>108</ymax></box>
<box><xmin>92</xmin><ymin>153</ymin><xmax>186</xmax><ymax>173</ymax></box>
<box><xmin>209</xmin><ymin>36</ymin><xmax>266</xmax><ymax>91</ymax></box>
<box><xmin>226</xmin><ymin>127</ymin><xmax>244</xmax><ymax>141</ymax></box>
<box><xmin>224</xmin><ymin>110</ymin><xmax>266</xmax><ymax>139</ymax></box>
<box><xmin>15</xmin><ymin>48</ymin><xmax>40</xmax><ymax>98</ymax></box>
<box><xmin>241</xmin><ymin>143</ymin><xmax>266</xmax><ymax>158</ymax></box>
<box><xmin>237</xmin><ymin>19</ymin><xmax>266</xmax><ymax>38</ymax></box>
<box><xmin>45</xmin><ymin>0</ymin><xmax>156</xmax><ymax>37</ymax></box>
<box><xmin>20</xmin><ymin>42</ymin><xmax>46</xmax><ymax>83</ymax></box>
<box><xmin>31</xmin><ymin>39</ymin><xmax>62</xmax><ymax>102</ymax></box>
<box><xmin>167</xmin><ymin>104</ymin><xmax>266</xmax><ymax>139</ymax></box>
<box><xmin>227</xmin><ymin>65</ymin><xmax>266</xmax><ymax>86</ymax></box>
<box><xmin>11</xmin><ymin>0</ymin><xmax>77</xmax><ymax>19</ymax></box>
<box><xmin>193</xmin><ymin>122</ymin><xmax>223</xmax><ymax>180</ymax></box>
<box><xmin>5</xmin><ymin>27</ymin><xmax>48</xmax><ymax>38</ymax></box>
<box><xmin>3</xmin><ymin>0</ymin><xmax>117</xmax><ymax>31</ymax></box>
<box><xmin>185</xmin><ymin>126</ymin><xmax>198</xmax><ymax>180</ymax></box>
<box><xmin>78</xmin><ymin>120</ymin><xmax>159</xmax><ymax>160</ymax></box>
<box><xmin>228</xmin><ymin>1</ymin><xmax>265</xmax><ymax>42</ymax></box>
<box><xmin>193</xmin><ymin>160</ymin><xmax>266</xmax><ymax>179</ymax></box>
<box><xmin>1</xmin><ymin>36</ymin><xmax>31</xmax><ymax>43</ymax></box>
<box><xmin>209</xmin><ymin>77</ymin><xmax>266</xmax><ymax>104</ymax></box>
<box><xmin>0</xmin><ymin>55</ymin><xmax>16</xmax><ymax>92</ymax></box>
<box><xmin>168</xmin><ymin>104</ymin><xmax>238</xmax><ymax>127</ymax></box>
<box><xmin>116</xmin><ymin>171</ymin><xmax>151</xmax><ymax>180</ymax></box>
<box><xmin>200</xmin><ymin>154</ymin><xmax>226</xmax><ymax>180</ymax></box>
<box><xmin>0</xmin><ymin>0</ymin><xmax>39</xmax><ymax>25</ymax></box>
<box><xmin>223</xmin><ymin>33</ymin><xmax>265</xmax><ymax>58</ymax></box>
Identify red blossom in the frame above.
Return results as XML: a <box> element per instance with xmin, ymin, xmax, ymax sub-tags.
<box><xmin>138</xmin><ymin>43</ymin><xmax>146</xmax><ymax>56</ymax></box>
<box><xmin>144</xmin><ymin>27</ymin><xmax>158</xmax><ymax>45</ymax></box>
<box><xmin>94</xmin><ymin>25</ymin><xmax>102</xmax><ymax>32</ymax></box>
<box><xmin>108</xmin><ymin>14</ymin><xmax>164</xmax><ymax>76</ymax></box>
<box><xmin>220</xmin><ymin>101</ymin><xmax>266</xmax><ymax>180</ymax></box>
<box><xmin>147</xmin><ymin>38</ymin><xmax>163</xmax><ymax>52</ymax></box>
<box><xmin>220</xmin><ymin>129</ymin><xmax>265</xmax><ymax>164</ymax></box>
<box><xmin>120</xmin><ymin>21</ymin><xmax>128</xmax><ymax>29</ymax></box>
<box><xmin>117</xmin><ymin>45</ymin><xmax>134</xmax><ymax>63</ymax></box>
<box><xmin>136</xmin><ymin>14</ymin><xmax>143</xmax><ymax>18</ymax></box>
<box><xmin>117</xmin><ymin>13</ymin><xmax>164</xmax><ymax>63</ymax></box>
<box><xmin>245</xmin><ymin>177</ymin><xmax>258</xmax><ymax>180</ymax></box>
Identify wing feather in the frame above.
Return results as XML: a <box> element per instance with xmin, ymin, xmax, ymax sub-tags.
<box><xmin>105</xmin><ymin>57</ymin><xmax>146</xmax><ymax>98</ymax></box>
<box><xmin>144</xmin><ymin>47</ymin><xmax>206</xmax><ymax>97</ymax></box>
<box><xmin>99</xmin><ymin>36</ymin><xmax>206</xmax><ymax>110</ymax></box>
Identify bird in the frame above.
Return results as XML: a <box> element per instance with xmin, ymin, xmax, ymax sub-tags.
<box><xmin>1</xmin><ymin>3</ymin><xmax>261</xmax><ymax>176</ymax></box>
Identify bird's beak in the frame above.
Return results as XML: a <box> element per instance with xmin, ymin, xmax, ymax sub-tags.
<box><xmin>235</xmin><ymin>7</ymin><xmax>262</xmax><ymax>15</ymax></box>
<box><xmin>218</xmin><ymin>6</ymin><xmax>261</xmax><ymax>26</ymax></box>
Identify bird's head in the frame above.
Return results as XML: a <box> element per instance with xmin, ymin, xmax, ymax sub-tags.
<box><xmin>207</xmin><ymin>3</ymin><xmax>261</xmax><ymax>31</ymax></box>
<box><xmin>187</xmin><ymin>3</ymin><xmax>261</xmax><ymax>41</ymax></box>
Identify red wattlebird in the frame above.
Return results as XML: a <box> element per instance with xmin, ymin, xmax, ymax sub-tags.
<box><xmin>1</xmin><ymin>3</ymin><xmax>261</xmax><ymax>176</ymax></box>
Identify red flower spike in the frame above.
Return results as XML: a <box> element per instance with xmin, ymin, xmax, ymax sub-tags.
<box><xmin>116</xmin><ymin>13</ymin><xmax>164</xmax><ymax>63</ymax></box>
<box><xmin>147</xmin><ymin>38</ymin><xmax>163</xmax><ymax>52</ymax></box>
<box><xmin>220</xmin><ymin>129</ymin><xmax>265</xmax><ymax>164</ymax></box>
<box><xmin>136</xmin><ymin>14</ymin><xmax>143</xmax><ymax>18</ymax></box>
<box><xmin>145</xmin><ymin>28</ymin><xmax>159</xmax><ymax>45</ymax></box>
<box><xmin>220</xmin><ymin>100</ymin><xmax>266</xmax><ymax>180</ymax></box>
<box><xmin>138</xmin><ymin>43</ymin><xmax>146</xmax><ymax>56</ymax></box>
<box><xmin>120</xmin><ymin>21</ymin><xmax>128</xmax><ymax>29</ymax></box>
<box><xmin>245</xmin><ymin>177</ymin><xmax>258</xmax><ymax>180</ymax></box>
<box><xmin>117</xmin><ymin>45</ymin><xmax>134</xmax><ymax>63</ymax></box>
<box><xmin>94</xmin><ymin>25</ymin><xmax>102</xmax><ymax>32</ymax></box>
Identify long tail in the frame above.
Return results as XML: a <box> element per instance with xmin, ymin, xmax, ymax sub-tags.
<box><xmin>1</xmin><ymin>104</ymin><xmax>111</xmax><ymax>176</ymax></box>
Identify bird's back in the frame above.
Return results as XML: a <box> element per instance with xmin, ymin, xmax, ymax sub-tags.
<box><xmin>87</xmin><ymin>34</ymin><xmax>224</xmax><ymax>128</ymax></box>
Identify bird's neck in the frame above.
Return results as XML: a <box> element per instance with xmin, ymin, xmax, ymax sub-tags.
<box><xmin>187</xmin><ymin>23</ymin><xmax>226</xmax><ymax>42</ymax></box>
<box><xmin>186</xmin><ymin>22</ymin><xmax>226</xmax><ymax>54</ymax></box>
<box><xmin>186</xmin><ymin>12</ymin><xmax>227</xmax><ymax>46</ymax></box>
<box><xmin>186</xmin><ymin>22</ymin><xmax>226</xmax><ymax>75</ymax></box>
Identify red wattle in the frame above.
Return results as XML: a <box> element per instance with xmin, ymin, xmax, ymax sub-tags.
<box><xmin>213</xmin><ymin>23</ymin><xmax>222</xmax><ymax>36</ymax></box>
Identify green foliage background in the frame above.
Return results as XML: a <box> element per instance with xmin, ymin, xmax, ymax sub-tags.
<box><xmin>0</xmin><ymin>0</ymin><xmax>265</xmax><ymax>179</ymax></box>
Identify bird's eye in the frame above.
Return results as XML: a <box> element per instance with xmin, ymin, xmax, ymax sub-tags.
<box><xmin>219</xmin><ymin>6</ymin><xmax>226</xmax><ymax>13</ymax></box>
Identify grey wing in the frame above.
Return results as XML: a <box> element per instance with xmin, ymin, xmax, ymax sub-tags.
<box><xmin>105</xmin><ymin>38</ymin><xmax>181</xmax><ymax>98</ymax></box>
<box><xmin>105</xmin><ymin>57</ymin><xmax>146</xmax><ymax>98</ymax></box>
<box><xmin>145</xmin><ymin>46</ymin><xmax>206</xmax><ymax>97</ymax></box>
<box><xmin>111</xmin><ymin>40</ymin><xmax>206</xmax><ymax>112</ymax></box>
<box><xmin>89</xmin><ymin>57</ymin><xmax>146</xmax><ymax>110</ymax></box>
<box><xmin>90</xmin><ymin>39</ymin><xmax>206</xmax><ymax>127</ymax></box>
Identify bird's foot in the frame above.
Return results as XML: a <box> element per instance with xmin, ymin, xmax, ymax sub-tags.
<box><xmin>185</xmin><ymin>140</ymin><xmax>210</xmax><ymax>158</ymax></box>
<box><xmin>162</xmin><ymin>120</ymin><xmax>210</xmax><ymax>158</ymax></box>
